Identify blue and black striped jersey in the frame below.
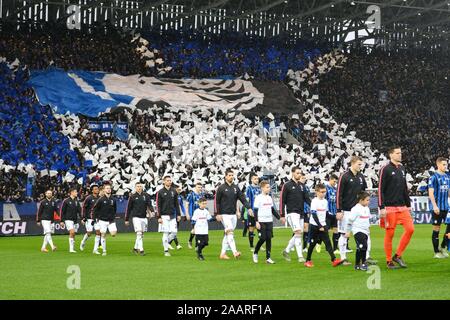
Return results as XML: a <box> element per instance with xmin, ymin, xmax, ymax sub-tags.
<box><xmin>326</xmin><ymin>184</ymin><xmax>337</xmax><ymax>215</ymax></box>
<box><xmin>246</xmin><ymin>185</ymin><xmax>261</xmax><ymax>210</ymax></box>
<box><xmin>186</xmin><ymin>191</ymin><xmax>204</xmax><ymax>217</ymax></box>
<box><xmin>428</xmin><ymin>172</ymin><xmax>450</xmax><ymax>211</ymax></box>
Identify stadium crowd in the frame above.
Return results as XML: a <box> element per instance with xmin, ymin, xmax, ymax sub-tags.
<box><xmin>0</xmin><ymin>24</ymin><xmax>448</xmax><ymax>203</ymax></box>
<box><xmin>313</xmin><ymin>48</ymin><xmax>450</xmax><ymax>177</ymax></box>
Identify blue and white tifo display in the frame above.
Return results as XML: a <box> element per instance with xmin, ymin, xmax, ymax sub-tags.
<box><xmin>1</xmin><ymin>196</ymin><xmax>449</xmax><ymax>236</ymax></box>
<box><xmin>29</xmin><ymin>69</ymin><xmax>264</xmax><ymax>117</ymax></box>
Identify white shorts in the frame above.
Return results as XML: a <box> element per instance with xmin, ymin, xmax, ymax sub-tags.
<box><xmin>98</xmin><ymin>220</ymin><xmax>117</xmax><ymax>234</ymax></box>
<box><xmin>158</xmin><ymin>216</ymin><xmax>177</xmax><ymax>233</ymax></box>
<box><xmin>133</xmin><ymin>217</ymin><xmax>148</xmax><ymax>233</ymax></box>
<box><xmin>338</xmin><ymin>211</ymin><xmax>351</xmax><ymax>234</ymax></box>
<box><xmin>41</xmin><ymin>220</ymin><xmax>55</xmax><ymax>235</ymax></box>
<box><xmin>85</xmin><ymin>219</ymin><xmax>95</xmax><ymax>233</ymax></box>
<box><xmin>221</xmin><ymin>214</ymin><xmax>237</xmax><ymax>232</ymax></box>
<box><xmin>64</xmin><ymin>220</ymin><xmax>78</xmax><ymax>232</ymax></box>
<box><xmin>287</xmin><ymin>213</ymin><xmax>304</xmax><ymax>232</ymax></box>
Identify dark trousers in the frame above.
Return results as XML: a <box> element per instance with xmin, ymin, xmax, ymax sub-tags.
<box><xmin>354</xmin><ymin>232</ymin><xmax>368</xmax><ymax>265</ymax></box>
<box><xmin>254</xmin><ymin>222</ymin><xmax>273</xmax><ymax>259</ymax></box>
<box><xmin>306</xmin><ymin>224</ymin><xmax>336</xmax><ymax>262</ymax></box>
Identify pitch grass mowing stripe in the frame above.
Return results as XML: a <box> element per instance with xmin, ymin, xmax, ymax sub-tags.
<box><xmin>0</xmin><ymin>224</ymin><xmax>449</xmax><ymax>299</ymax></box>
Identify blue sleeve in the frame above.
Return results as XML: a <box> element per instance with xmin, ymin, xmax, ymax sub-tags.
<box><xmin>179</xmin><ymin>197</ymin><xmax>186</xmax><ymax>216</ymax></box>
<box><xmin>428</xmin><ymin>175</ymin><xmax>436</xmax><ymax>189</ymax></box>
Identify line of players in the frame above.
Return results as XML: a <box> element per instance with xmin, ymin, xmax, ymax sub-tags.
<box><xmin>36</xmin><ymin>148</ymin><xmax>450</xmax><ymax>268</ymax></box>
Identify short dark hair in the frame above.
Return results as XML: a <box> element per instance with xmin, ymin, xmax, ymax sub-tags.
<box><xmin>357</xmin><ymin>191</ymin><xmax>370</xmax><ymax>201</ymax></box>
<box><xmin>225</xmin><ymin>168</ymin><xmax>234</xmax><ymax>176</ymax></box>
<box><xmin>315</xmin><ymin>183</ymin><xmax>326</xmax><ymax>191</ymax></box>
<box><xmin>329</xmin><ymin>174</ymin><xmax>339</xmax><ymax>180</ymax></box>
<box><xmin>388</xmin><ymin>146</ymin><xmax>401</xmax><ymax>155</ymax></box>
<box><xmin>249</xmin><ymin>172</ymin><xmax>259</xmax><ymax>183</ymax></box>
<box><xmin>436</xmin><ymin>157</ymin><xmax>447</xmax><ymax>164</ymax></box>
<box><xmin>69</xmin><ymin>187</ymin><xmax>78</xmax><ymax>193</ymax></box>
<box><xmin>195</xmin><ymin>182</ymin><xmax>202</xmax><ymax>187</ymax></box>
<box><xmin>163</xmin><ymin>175</ymin><xmax>171</xmax><ymax>180</ymax></box>
<box><xmin>291</xmin><ymin>166</ymin><xmax>300</xmax><ymax>173</ymax></box>
<box><xmin>198</xmin><ymin>197</ymin><xmax>207</xmax><ymax>203</ymax></box>
<box><xmin>90</xmin><ymin>184</ymin><xmax>99</xmax><ymax>191</ymax></box>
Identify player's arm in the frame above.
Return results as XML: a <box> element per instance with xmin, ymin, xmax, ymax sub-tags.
<box><xmin>279</xmin><ymin>183</ymin><xmax>287</xmax><ymax>218</ymax></box>
<box><xmin>378</xmin><ymin>166</ymin><xmax>388</xmax><ymax>215</ymax></box>
<box><xmin>185</xmin><ymin>194</ymin><xmax>191</xmax><ymax>220</ymax></box>
<box><xmin>81</xmin><ymin>196</ymin><xmax>88</xmax><ymax>221</ymax></box>
<box><xmin>155</xmin><ymin>190</ymin><xmax>162</xmax><ymax>219</ymax></box>
<box><xmin>59</xmin><ymin>199</ymin><xmax>67</xmax><ymax>225</ymax></box>
<box><xmin>179</xmin><ymin>197</ymin><xmax>186</xmax><ymax>217</ymax></box>
<box><xmin>336</xmin><ymin>174</ymin><xmax>345</xmax><ymax>214</ymax></box>
<box><xmin>125</xmin><ymin>195</ymin><xmax>132</xmax><ymax>222</ymax></box>
<box><xmin>174</xmin><ymin>194</ymin><xmax>181</xmax><ymax>220</ymax></box>
<box><xmin>304</xmin><ymin>187</ymin><xmax>311</xmax><ymax>206</ymax></box>
<box><xmin>214</xmin><ymin>186</ymin><xmax>222</xmax><ymax>217</ymax></box>
<box><xmin>428</xmin><ymin>176</ymin><xmax>440</xmax><ymax>214</ymax></box>
<box><xmin>238</xmin><ymin>188</ymin><xmax>251</xmax><ymax>212</ymax></box>
<box><xmin>92</xmin><ymin>198</ymin><xmax>101</xmax><ymax>221</ymax></box>
<box><xmin>36</xmin><ymin>201</ymin><xmax>43</xmax><ymax>223</ymax></box>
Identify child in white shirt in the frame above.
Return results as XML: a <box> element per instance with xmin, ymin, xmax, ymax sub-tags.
<box><xmin>345</xmin><ymin>191</ymin><xmax>371</xmax><ymax>271</ymax></box>
<box><xmin>191</xmin><ymin>198</ymin><xmax>213</xmax><ymax>261</ymax></box>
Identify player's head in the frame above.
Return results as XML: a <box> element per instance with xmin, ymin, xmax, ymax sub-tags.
<box><xmin>45</xmin><ymin>189</ymin><xmax>53</xmax><ymax>199</ymax></box>
<box><xmin>98</xmin><ymin>185</ymin><xmax>105</xmax><ymax>197</ymax></box>
<box><xmin>90</xmin><ymin>184</ymin><xmax>99</xmax><ymax>196</ymax></box>
<box><xmin>249</xmin><ymin>172</ymin><xmax>259</xmax><ymax>186</ymax></box>
<box><xmin>194</xmin><ymin>182</ymin><xmax>202</xmax><ymax>194</ymax></box>
<box><xmin>291</xmin><ymin>166</ymin><xmax>302</xmax><ymax>181</ymax></box>
<box><xmin>436</xmin><ymin>157</ymin><xmax>448</xmax><ymax>172</ymax></box>
<box><xmin>388</xmin><ymin>146</ymin><xmax>402</xmax><ymax>163</ymax></box>
<box><xmin>163</xmin><ymin>176</ymin><xmax>172</xmax><ymax>188</ymax></box>
<box><xmin>357</xmin><ymin>191</ymin><xmax>370</xmax><ymax>207</ymax></box>
<box><xmin>175</xmin><ymin>185</ymin><xmax>182</xmax><ymax>193</ymax></box>
<box><xmin>69</xmin><ymin>187</ymin><xmax>78</xmax><ymax>198</ymax></box>
<box><xmin>350</xmin><ymin>156</ymin><xmax>364</xmax><ymax>172</ymax></box>
<box><xmin>299</xmin><ymin>173</ymin><xmax>307</xmax><ymax>184</ymax></box>
<box><xmin>329</xmin><ymin>173</ymin><xmax>339</xmax><ymax>187</ymax></box>
<box><xmin>314</xmin><ymin>183</ymin><xmax>326</xmax><ymax>199</ymax></box>
<box><xmin>135</xmin><ymin>182</ymin><xmax>143</xmax><ymax>193</ymax></box>
<box><xmin>198</xmin><ymin>197</ymin><xmax>207</xmax><ymax>209</ymax></box>
<box><xmin>103</xmin><ymin>183</ymin><xmax>112</xmax><ymax>196</ymax></box>
<box><xmin>259</xmin><ymin>180</ymin><xmax>271</xmax><ymax>195</ymax></box>
<box><xmin>225</xmin><ymin>168</ymin><xmax>234</xmax><ymax>184</ymax></box>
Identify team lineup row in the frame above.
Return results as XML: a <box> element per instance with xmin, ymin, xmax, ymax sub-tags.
<box><xmin>36</xmin><ymin>147</ymin><xmax>450</xmax><ymax>268</ymax></box>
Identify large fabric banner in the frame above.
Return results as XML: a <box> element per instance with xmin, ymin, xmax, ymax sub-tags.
<box><xmin>29</xmin><ymin>69</ymin><xmax>264</xmax><ymax>117</ymax></box>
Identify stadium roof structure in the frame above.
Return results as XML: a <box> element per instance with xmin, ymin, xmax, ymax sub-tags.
<box><xmin>1</xmin><ymin>0</ymin><xmax>449</xmax><ymax>50</ymax></box>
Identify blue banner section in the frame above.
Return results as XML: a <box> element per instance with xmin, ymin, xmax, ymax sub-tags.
<box><xmin>29</xmin><ymin>69</ymin><xmax>134</xmax><ymax>117</ymax></box>
<box><xmin>88</xmin><ymin>121</ymin><xmax>128</xmax><ymax>132</ymax></box>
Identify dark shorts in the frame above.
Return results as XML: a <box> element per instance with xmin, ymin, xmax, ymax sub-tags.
<box><xmin>326</xmin><ymin>214</ymin><xmax>338</xmax><ymax>229</ymax></box>
<box><xmin>196</xmin><ymin>234</ymin><xmax>209</xmax><ymax>246</ymax></box>
<box><xmin>247</xmin><ymin>216</ymin><xmax>256</xmax><ymax>227</ymax></box>
<box><xmin>432</xmin><ymin>210</ymin><xmax>448</xmax><ymax>226</ymax></box>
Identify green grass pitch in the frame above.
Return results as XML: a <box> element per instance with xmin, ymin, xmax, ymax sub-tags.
<box><xmin>1</xmin><ymin>224</ymin><xmax>449</xmax><ymax>300</ymax></box>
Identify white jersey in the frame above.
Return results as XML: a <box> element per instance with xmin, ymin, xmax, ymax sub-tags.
<box><xmin>347</xmin><ymin>203</ymin><xmax>371</xmax><ymax>236</ymax></box>
<box><xmin>253</xmin><ymin>194</ymin><xmax>274</xmax><ymax>223</ymax></box>
<box><xmin>192</xmin><ymin>208</ymin><xmax>212</xmax><ymax>235</ymax></box>
<box><xmin>310</xmin><ymin>198</ymin><xmax>328</xmax><ymax>227</ymax></box>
